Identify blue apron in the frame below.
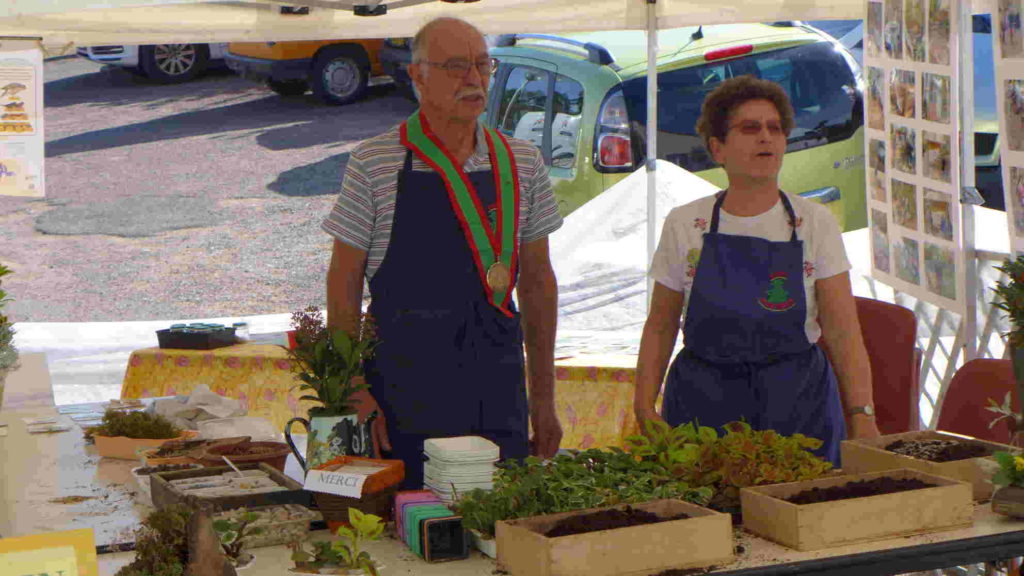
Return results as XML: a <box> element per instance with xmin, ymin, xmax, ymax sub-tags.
<box><xmin>662</xmin><ymin>191</ymin><xmax>845</xmax><ymax>465</ymax></box>
<box><xmin>364</xmin><ymin>150</ymin><xmax>529</xmax><ymax>489</ymax></box>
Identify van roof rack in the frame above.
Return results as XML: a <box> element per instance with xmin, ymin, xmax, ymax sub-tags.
<box><xmin>495</xmin><ymin>34</ymin><xmax>615</xmax><ymax>67</ymax></box>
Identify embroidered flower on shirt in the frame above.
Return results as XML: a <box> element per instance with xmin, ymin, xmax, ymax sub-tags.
<box><xmin>694</xmin><ymin>218</ymin><xmax>708</xmax><ymax>231</ymax></box>
<box><xmin>686</xmin><ymin>248</ymin><xmax>701</xmax><ymax>278</ymax></box>
<box><xmin>803</xmin><ymin>260</ymin><xmax>816</xmax><ymax>278</ymax></box>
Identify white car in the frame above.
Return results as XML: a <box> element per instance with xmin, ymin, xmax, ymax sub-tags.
<box><xmin>76</xmin><ymin>43</ymin><xmax>229</xmax><ymax>83</ymax></box>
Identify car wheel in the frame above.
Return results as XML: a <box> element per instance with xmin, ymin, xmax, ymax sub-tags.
<box><xmin>310</xmin><ymin>47</ymin><xmax>369</xmax><ymax>105</ymax></box>
<box><xmin>139</xmin><ymin>44</ymin><xmax>210</xmax><ymax>83</ymax></box>
<box><xmin>268</xmin><ymin>79</ymin><xmax>309</xmax><ymax>97</ymax></box>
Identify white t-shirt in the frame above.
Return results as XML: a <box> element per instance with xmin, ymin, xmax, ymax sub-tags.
<box><xmin>649</xmin><ymin>192</ymin><xmax>851</xmax><ymax>344</ymax></box>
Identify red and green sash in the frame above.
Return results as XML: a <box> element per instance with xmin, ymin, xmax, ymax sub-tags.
<box><xmin>399</xmin><ymin>110</ymin><xmax>521</xmax><ymax>317</ymax></box>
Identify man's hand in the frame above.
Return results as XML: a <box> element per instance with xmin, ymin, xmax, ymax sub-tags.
<box><xmin>634</xmin><ymin>407</ymin><xmax>666</xmax><ymax>437</ymax></box>
<box><xmin>848</xmin><ymin>414</ymin><xmax>880</xmax><ymax>440</ymax></box>
<box><xmin>350</xmin><ymin>382</ymin><xmax>391</xmax><ymax>457</ymax></box>
<box><xmin>530</xmin><ymin>405</ymin><xmax>563</xmax><ymax>458</ymax></box>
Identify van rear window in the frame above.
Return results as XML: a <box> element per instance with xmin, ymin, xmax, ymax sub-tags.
<box><xmin>620</xmin><ymin>41</ymin><xmax>860</xmax><ymax>172</ymax></box>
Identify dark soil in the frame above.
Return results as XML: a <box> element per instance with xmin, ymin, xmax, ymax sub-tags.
<box><xmin>136</xmin><ymin>463</ymin><xmax>199</xmax><ymax>476</ymax></box>
<box><xmin>885</xmin><ymin>439</ymin><xmax>993</xmax><ymax>462</ymax></box>
<box><xmin>543</xmin><ymin>506</ymin><xmax>691</xmax><ymax>538</ymax></box>
<box><xmin>152</xmin><ymin>439</ymin><xmax>208</xmax><ymax>457</ymax></box>
<box><xmin>786</xmin><ymin>477</ymin><xmax>937</xmax><ymax>505</ymax></box>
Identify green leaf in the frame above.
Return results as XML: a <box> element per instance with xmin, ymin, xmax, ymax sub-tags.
<box><xmin>212</xmin><ymin>519</ymin><xmax>234</xmax><ymax>533</ymax></box>
<box><xmin>335</xmin><ymin>525</ymin><xmax>356</xmax><ymax>542</ymax></box>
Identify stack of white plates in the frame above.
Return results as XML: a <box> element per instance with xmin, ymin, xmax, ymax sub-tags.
<box><xmin>422</xmin><ymin>436</ymin><xmax>499</xmax><ymax>504</ymax></box>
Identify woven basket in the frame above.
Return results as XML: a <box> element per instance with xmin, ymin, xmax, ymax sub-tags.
<box><xmin>315</xmin><ymin>485</ymin><xmax>397</xmax><ymax>531</ymax></box>
<box><xmin>198</xmin><ymin>441</ymin><xmax>291</xmax><ymax>472</ymax></box>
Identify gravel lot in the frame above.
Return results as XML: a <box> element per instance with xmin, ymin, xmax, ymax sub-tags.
<box><xmin>0</xmin><ymin>57</ymin><xmax>416</xmax><ymax>322</ymax></box>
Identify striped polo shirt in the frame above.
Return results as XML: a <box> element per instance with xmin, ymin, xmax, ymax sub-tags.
<box><xmin>322</xmin><ymin>122</ymin><xmax>564</xmax><ymax>281</ymax></box>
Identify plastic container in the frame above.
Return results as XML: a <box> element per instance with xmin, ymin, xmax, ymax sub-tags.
<box><xmin>156</xmin><ymin>327</ymin><xmax>237</xmax><ymax>350</ymax></box>
<box><xmin>423</xmin><ymin>436</ymin><xmax>500</xmax><ymax>462</ymax></box>
<box><xmin>232</xmin><ymin>322</ymin><xmax>250</xmax><ymax>342</ymax></box>
<box><xmin>198</xmin><ymin>417</ymin><xmax>283</xmax><ymax>443</ymax></box>
<box><xmin>212</xmin><ymin>504</ymin><xmax>319</xmax><ymax>549</ymax></box>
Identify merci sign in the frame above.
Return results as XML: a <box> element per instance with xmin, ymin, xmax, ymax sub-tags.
<box><xmin>304</xmin><ymin>468</ymin><xmax>371</xmax><ymax>498</ymax></box>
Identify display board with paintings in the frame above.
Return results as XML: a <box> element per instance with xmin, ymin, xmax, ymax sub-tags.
<box><xmin>995</xmin><ymin>0</ymin><xmax>1024</xmax><ymax>254</ymax></box>
<box><xmin>864</xmin><ymin>0</ymin><xmax>965</xmax><ymax>313</ymax></box>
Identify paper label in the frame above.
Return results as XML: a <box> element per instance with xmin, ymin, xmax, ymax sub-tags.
<box><xmin>304</xmin><ymin>464</ymin><xmax>386</xmax><ymax>498</ymax></box>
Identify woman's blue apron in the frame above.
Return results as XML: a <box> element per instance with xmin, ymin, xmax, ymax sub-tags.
<box><xmin>661</xmin><ymin>191</ymin><xmax>845</xmax><ymax>465</ymax></box>
<box><xmin>364</xmin><ymin>150</ymin><xmax>529</xmax><ymax>489</ymax></box>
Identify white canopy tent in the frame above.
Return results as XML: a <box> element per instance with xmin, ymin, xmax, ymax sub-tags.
<box><xmin>1</xmin><ymin>1</ymin><xmax>864</xmax><ymax>47</ymax></box>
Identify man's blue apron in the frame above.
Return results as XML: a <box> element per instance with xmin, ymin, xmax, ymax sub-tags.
<box><xmin>661</xmin><ymin>191</ymin><xmax>845</xmax><ymax>465</ymax></box>
<box><xmin>364</xmin><ymin>150</ymin><xmax>529</xmax><ymax>489</ymax></box>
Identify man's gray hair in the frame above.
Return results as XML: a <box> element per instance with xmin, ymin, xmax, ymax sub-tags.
<box><xmin>411</xmin><ymin>17</ymin><xmax>487</xmax><ymax>64</ymax></box>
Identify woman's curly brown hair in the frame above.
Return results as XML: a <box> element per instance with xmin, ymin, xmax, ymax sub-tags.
<box><xmin>695</xmin><ymin>75</ymin><xmax>795</xmax><ymax>156</ymax></box>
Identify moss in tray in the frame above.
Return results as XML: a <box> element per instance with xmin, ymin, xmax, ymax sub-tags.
<box><xmin>92</xmin><ymin>409</ymin><xmax>182</xmax><ymax>439</ymax></box>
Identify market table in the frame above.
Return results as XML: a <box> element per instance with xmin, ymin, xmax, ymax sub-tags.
<box><xmin>120</xmin><ymin>345</ymin><xmax>643</xmax><ymax>450</ymax></box>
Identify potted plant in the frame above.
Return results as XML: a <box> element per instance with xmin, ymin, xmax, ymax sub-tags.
<box><xmin>0</xmin><ymin>264</ymin><xmax>18</xmax><ymax>411</ymax></box>
<box><xmin>115</xmin><ymin>504</ymin><xmax>193</xmax><ymax>576</ymax></box>
<box><xmin>991</xmin><ymin>450</ymin><xmax>1024</xmax><ymax>517</ymax></box>
<box><xmin>289</xmin><ymin>508</ymin><xmax>384</xmax><ymax>575</ymax></box>
<box><xmin>212</xmin><ymin>510</ymin><xmax>263</xmax><ymax>569</ymax></box>
<box><xmin>284</xmin><ymin>306</ymin><xmax>380</xmax><ymax>471</ymax></box>
<box><xmin>992</xmin><ymin>254</ymin><xmax>1024</xmax><ymax>441</ymax></box>
<box><xmin>91</xmin><ymin>409</ymin><xmax>196</xmax><ymax>460</ymax></box>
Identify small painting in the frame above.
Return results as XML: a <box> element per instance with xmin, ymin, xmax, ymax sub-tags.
<box><xmin>868</xmin><ymin>67</ymin><xmax>885</xmax><ymax>131</ymax></box>
<box><xmin>923</xmin><ymin>73</ymin><xmax>951</xmax><ymax>124</ymax></box>
<box><xmin>1010</xmin><ymin>166</ymin><xmax>1024</xmax><ymax>236</ymax></box>
<box><xmin>868</xmin><ymin>2</ymin><xmax>885</xmax><ymax>58</ymax></box>
<box><xmin>1006</xmin><ymin>80</ymin><xmax>1024</xmax><ymax>151</ymax></box>
<box><xmin>923</xmin><ymin>187</ymin><xmax>954</xmax><ymax>241</ymax></box>
<box><xmin>871</xmin><ymin>209</ymin><xmax>891</xmax><ymax>274</ymax></box>
<box><xmin>924</xmin><ymin>242</ymin><xmax>957</xmax><ymax>300</ymax></box>
<box><xmin>1001</xmin><ymin>0</ymin><xmax>1024</xmax><ymax>58</ymax></box>
<box><xmin>890</xmin><ymin>69</ymin><xmax>916</xmax><ymax>119</ymax></box>
<box><xmin>891</xmin><ymin>124</ymin><xmax>917</xmax><ymax>174</ymax></box>
<box><xmin>892</xmin><ymin>178</ymin><xmax>919</xmax><ymax>231</ymax></box>
<box><xmin>886</xmin><ymin>0</ymin><xmax>905</xmax><ymax>59</ymax></box>
<box><xmin>905</xmin><ymin>0</ymin><xmax>927</xmax><ymax>62</ymax></box>
<box><xmin>869</xmin><ymin>138</ymin><xmax>887</xmax><ymax>202</ymax></box>
<box><xmin>928</xmin><ymin>0</ymin><xmax>951</xmax><ymax>65</ymax></box>
<box><xmin>923</xmin><ymin>130</ymin><xmax>951</xmax><ymax>183</ymax></box>
<box><xmin>896</xmin><ymin>236</ymin><xmax>921</xmax><ymax>285</ymax></box>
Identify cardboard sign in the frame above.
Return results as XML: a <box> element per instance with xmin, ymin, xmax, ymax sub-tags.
<box><xmin>304</xmin><ymin>461</ymin><xmax>389</xmax><ymax>498</ymax></box>
<box><xmin>0</xmin><ymin>529</ymin><xmax>97</xmax><ymax>576</ymax></box>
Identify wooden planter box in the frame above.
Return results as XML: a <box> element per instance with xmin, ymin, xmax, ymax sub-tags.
<box><xmin>840</xmin><ymin>430</ymin><xmax>1011</xmax><ymax>501</ymax></box>
<box><xmin>150</xmin><ymin>463</ymin><xmax>311</xmax><ymax>511</ymax></box>
<box><xmin>495</xmin><ymin>499</ymin><xmax>734</xmax><ymax>576</ymax></box>
<box><xmin>740</xmin><ymin>468</ymin><xmax>973</xmax><ymax>551</ymax></box>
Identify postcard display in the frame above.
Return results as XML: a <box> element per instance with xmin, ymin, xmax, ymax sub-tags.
<box><xmin>995</xmin><ymin>0</ymin><xmax>1024</xmax><ymax>254</ymax></box>
<box><xmin>0</xmin><ymin>39</ymin><xmax>44</xmax><ymax>198</ymax></box>
<box><xmin>865</xmin><ymin>0</ymin><xmax>966</xmax><ymax>313</ymax></box>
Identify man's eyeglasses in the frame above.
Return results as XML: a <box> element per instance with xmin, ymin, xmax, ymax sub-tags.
<box><xmin>729</xmin><ymin>120</ymin><xmax>786</xmax><ymax>137</ymax></box>
<box><xmin>419</xmin><ymin>57</ymin><xmax>498</xmax><ymax>79</ymax></box>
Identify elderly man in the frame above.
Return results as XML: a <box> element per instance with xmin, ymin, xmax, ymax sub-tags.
<box><xmin>322</xmin><ymin>17</ymin><xmax>563</xmax><ymax>488</ymax></box>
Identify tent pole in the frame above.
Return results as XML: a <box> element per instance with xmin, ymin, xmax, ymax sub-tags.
<box><xmin>645</xmin><ymin>0</ymin><xmax>658</xmax><ymax>312</ymax></box>
<box><xmin>959</xmin><ymin>0</ymin><xmax>979</xmax><ymax>361</ymax></box>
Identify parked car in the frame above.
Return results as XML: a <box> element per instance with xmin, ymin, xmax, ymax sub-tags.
<box><xmin>810</xmin><ymin>16</ymin><xmax>1004</xmax><ymax>211</ymax></box>
<box><xmin>225</xmin><ymin>39</ymin><xmax>388</xmax><ymax>105</ymax></box>
<box><xmin>380</xmin><ymin>37</ymin><xmax>414</xmax><ymax>98</ymax></box>
<box><xmin>485</xmin><ymin>23</ymin><xmax>868</xmax><ymax>231</ymax></box>
<box><xmin>76</xmin><ymin>43</ymin><xmax>229</xmax><ymax>83</ymax></box>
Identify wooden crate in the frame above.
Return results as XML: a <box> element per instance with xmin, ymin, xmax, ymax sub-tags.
<box><xmin>495</xmin><ymin>499</ymin><xmax>734</xmax><ymax>576</ymax></box>
<box><xmin>841</xmin><ymin>430</ymin><xmax>1011</xmax><ymax>501</ymax></box>
<box><xmin>150</xmin><ymin>462</ymin><xmax>311</xmax><ymax>511</ymax></box>
<box><xmin>740</xmin><ymin>468</ymin><xmax>973</xmax><ymax>551</ymax></box>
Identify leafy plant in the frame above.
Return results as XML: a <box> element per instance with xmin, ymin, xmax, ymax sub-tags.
<box><xmin>0</xmin><ymin>264</ymin><xmax>17</xmax><ymax>374</ymax></box>
<box><xmin>92</xmin><ymin>409</ymin><xmax>183</xmax><ymax>440</ymax></box>
<box><xmin>285</xmin><ymin>306</ymin><xmax>380</xmax><ymax>417</ymax></box>
<box><xmin>682</xmin><ymin>421</ymin><xmax>833</xmax><ymax>511</ymax></box>
<box><xmin>290</xmin><ymin>508</ymin><xmax>384</xmax><ymax>575</ymax></box>
<box><xmin>212</xmin><ymin>511</ymin><xmax>263</xmax><ymax>564</ymax></box>
<box><xmin>992</xmin><ymin>450</ymin><xmax>1024</xmax><ymax>488</ymax></box>
<box><xmin>993</xmin><ymin>255</ymin><xmax>1024</xmax><ymax>348</ymax></box>
<box><xmin>115</xmin><ymin>505</ymin><xmax>192</xmax><ymax>576</ymax></box>
<box><xmin>455</xmin><ymin>446</ymin><xmax>712</xmax><ymax>538</ymax></box>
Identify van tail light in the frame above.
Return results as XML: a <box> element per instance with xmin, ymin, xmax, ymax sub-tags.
<box><xmin>594</xmin><ymin>88</ymin><xmax>633</xmax><ymax>170</ymax></box>
<box><xmin>599</xmin><ymin>134</ymin><xmax>633</xmax><ymax>168</ymax></box>
<box><xmin>705</xmin><ymin>44</ymin><xmax>753</xmax><ymax>61</ymax></box>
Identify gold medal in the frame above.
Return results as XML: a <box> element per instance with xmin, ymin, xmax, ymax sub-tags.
<box><xmin>486</xmin><ymin>262</ymin><xmax>511</xmax><ymax>291</ymax></box>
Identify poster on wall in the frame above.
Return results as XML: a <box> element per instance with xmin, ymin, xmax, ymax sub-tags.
<box><xmin>995</xmin><ymin>0</ymin><xmax>1024</xmax><ymax>255</ymax></box>
<box><xmin>864</xmin><ymin>0</ymin><xmax>965</xmax><ymax>314</ymax></box>
<box><xmin>0</xmin><ymin>40</ymin><xmax>44</xmax><ymax>198</ymax></box>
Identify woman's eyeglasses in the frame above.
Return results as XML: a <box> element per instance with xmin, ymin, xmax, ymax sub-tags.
<box><xmin>729</xmin><ymin>120</ymin><xmax>785</xmax><ymax>136</ymax></box>
<box><xmin>420</xmin><ymin>57</ymin><xmax>498</xmax><ymax>79</ymax></box>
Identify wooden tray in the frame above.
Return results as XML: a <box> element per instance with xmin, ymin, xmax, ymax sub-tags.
<box><xmin>150</xmin><ymin>462</ymin><xmax>311</xmax><ymax>511</ymax></box>
<box><xmin>740</xmin><ymin>468</ymin><xmax>973</xmax><ymax>551</ymax></box>
<box><xmin>496</xmin><ymin>499</ymin><xmax>734</xmax><ymax>576</ymax></box>
<box><xmin>841</xmin><ymin>430</ymin><xmax>1011</xmax><ymax>501</ymax></box>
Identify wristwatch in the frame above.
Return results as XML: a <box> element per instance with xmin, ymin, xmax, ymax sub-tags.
<box><xmin>846</xmin><ymin>405</ymin><xmax>875</xmax><ymax>417</ymax></box>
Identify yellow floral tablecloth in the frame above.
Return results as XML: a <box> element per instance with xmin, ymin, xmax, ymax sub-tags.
<box><xmin>120</xmin><ymin>344</ymin><xmax>316</xmax><ymax>431</ymax></box>
<box><xmin>553</xmin><ymin>354</ymin><xmax>646</xmax><ymax>450</ymax></box>
<box><xmin>122</xmin><ymin>346</ymin><xmax>644</xmax><ymax>450</ymax></box>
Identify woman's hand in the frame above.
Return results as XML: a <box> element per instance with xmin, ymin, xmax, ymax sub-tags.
<box><xmin>635</xmin><ymin>407</ymin><xmax>666</xmax><ymax>435</ymax></box>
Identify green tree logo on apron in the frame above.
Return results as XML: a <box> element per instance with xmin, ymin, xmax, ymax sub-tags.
<box><xmin>758</xmin><ymin>272</ymin><xmax>796</xmax><ymax>312</ymax></box>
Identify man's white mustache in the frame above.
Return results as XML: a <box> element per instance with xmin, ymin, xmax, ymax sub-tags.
<box><xmin>457</xmin><ymin>90</ymin><xmax>485</xmax><ymax>99</ymax></box>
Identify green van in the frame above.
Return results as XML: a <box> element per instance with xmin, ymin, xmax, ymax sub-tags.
<box><xmin>485</xmin><ymin>23</ymin><xmax>867</xmax><ymax>231</ymax></box>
